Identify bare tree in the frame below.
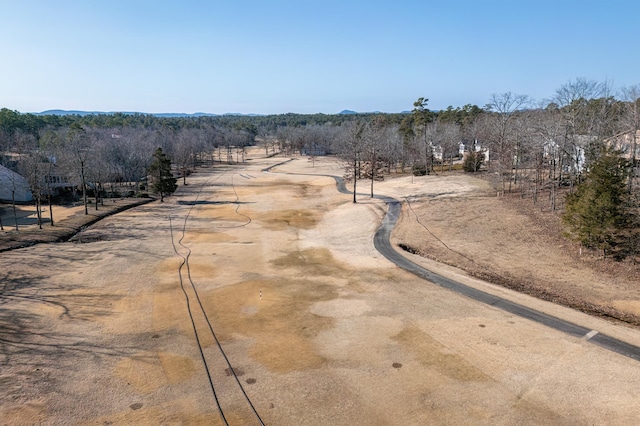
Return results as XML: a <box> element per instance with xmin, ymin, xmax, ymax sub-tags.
<box><xmin>301</xmin><ymin>124</ymin><xmax>338</xmax><ymax>157</ymax></box>
<box><xmin>483</xmin><ymin>92</ymin><xmax>530</xmax><ymax>193</ymax></box>
<box><xmin>5</xmin><ymin>150</ymin><xmax>23</xmax><ymax>231</ymax></box>
<box><xmin>437</xmin><ymin>122</ymin><xmax>461</xmax><ymax>172</ymax></box>
<box><xmin>552</xmin><ymin>78</ymin><xmax>612</xmax><ymax>165</ymax></box>
<box><xmin>17</xmin><ymin>133</ymin><xmax>46</xmax><ymax>228</ymax></box>
<box><xmin>199</xmin><ymin>122</ymin><xmax>219</xmax><ymax>166</ymax></box>
<box><xmin>554</xmin><ymin>79</ymin><xmax>615</xmax><ymax>135</ymax></box>
<box><xmin>375</xmin><ymin>124</ymin><xmax>403</xmax><ymax>174</ymax></box>
<box><xmin>172</xmin><ymin>128</ymin><xmax>201</xmax><ymax>185</ymax></box>
<box><xmin>257</xmin><ymin>125</ymin><xmax>273</xmax><ymax>156</ymax></box>
<box><xmin>618</xmin><ymin>85</ymin><xmax>640</xmax><ymax>193</ymax></box>
<box><xmin>36</xmin><ymin>129</ymin><xmax>61</xmax><ymax>225</ymax></box>
<box><xmin>334</xmin><ymin>120</ymin><xmax>368</xmax><ymax>203</ymax></box>
<box><xmin>509</xmin><ymin>112</ymin><xmax>533</xmax><ymax>191</ymax></box>
<box><xmin>126</xmin><ymin>128</ymin><xmax>156</xmax><ymax>192</ymax></box>
<box><xmin>362</xmin><ymin>121</ymin><xmax>386</xmax><ymax>197</ymax></box>
<box><xmin>527</xmin><ymin>108</ymin><xmax>559</xmax><ymax>205</ymax></box>
<box><xmin>85</xmin><ymin>130</ymin><xmax>115</xmax><ymax>210</ymax></box>
<box><xmin>58</xmin><ymin>123</ymin><xmax>91</xmax><ymax>214</ymax></box>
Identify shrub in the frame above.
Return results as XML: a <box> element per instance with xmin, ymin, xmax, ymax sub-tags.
<box><xmin>412</xmin><ymin>163</ymin><xmax>427</xmax><ymax>176</ymax></box>
<box><xmin>463</xmin><ymin>150</ymin><xmax>484</xmax><ymax>172</ymax></box>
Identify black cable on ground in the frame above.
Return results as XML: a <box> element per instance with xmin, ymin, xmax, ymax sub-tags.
<box><xmin>217</xmin><ymin>175</ymin><xmax>252</xmax><ymax>229</ymax></box>
<box><xmin>169</xmin><ymin>214</ymin><xmax>228</xmax><ymax>425</ymax></box>
<box><xmin>172</xmin><ymin>171</ymin><xmax>265</xmax><ymax>425</ymax></box>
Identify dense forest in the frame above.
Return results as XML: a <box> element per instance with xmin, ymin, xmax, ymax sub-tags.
<box><xmin>1</xmin><ymin>78</ymin><xmax>638</xmax><ymax>258</ymax></box>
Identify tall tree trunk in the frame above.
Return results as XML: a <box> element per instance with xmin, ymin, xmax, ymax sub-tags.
<box><xmin>352</xmin><ymin>157</ymin><xmax>357</xmax><ymax>203</ymax></box>
<box><xmin>81</xmin><ymin>162</ymin><xmax>88</xmax><ymax>215</ymax></box>
<box><xmin>159</xmin><ymin>168</ymin><xmax>164</xmax><ymax>202</ymax></box>
<box><xmin>370</xmin><ymin>154</ymin><xmax>375</xmax><ymax>198</ymax></box>
<box><xmin>48</xmin><ymin>193</ymin><xmax>54</xmax><ymax>226</ymax></box>
<box><xmin>629</xmin><ymin>133</ymin><xmax>637</xmax><ymax>194</ymax></box>
<box><xmin>533</xmin><ymin>167</ymin><xmax>541</xmax><ymax>205</ymax></box>
<box><xmin>12</xmin><ymin>189</ymin><xmax>18</xmax><ymax>231</ymax></box>
<box><xmin>513</xmin><ymin>151</ymin><xmax>520</xmax><ymax>189</ymax></box>
<box><xmin>36</xmin><ymin>196</ymin><xmax>42</xmax><ymax>229</ymax></box>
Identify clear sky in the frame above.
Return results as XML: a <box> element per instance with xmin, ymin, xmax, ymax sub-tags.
<box><xmin>1</xmin><ymin>1</ymin><xmax>638</xmax><ymax>115</ymax></box>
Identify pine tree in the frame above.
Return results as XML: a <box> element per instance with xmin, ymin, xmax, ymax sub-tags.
<box><xmin>148</xmin><ymin>148</ymin><xmax>177</xmax><ymax>202</ymax></box>
<box><xmin>562</xmin><ymin>149</ymin><xmax>630</xmax><ymax>257</ymax></box>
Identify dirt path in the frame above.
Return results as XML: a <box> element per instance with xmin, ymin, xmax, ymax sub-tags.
<box><xmin>2</xmin><ymin>154</ymin><xmax>640</xmax><ymax>424</ymax></box>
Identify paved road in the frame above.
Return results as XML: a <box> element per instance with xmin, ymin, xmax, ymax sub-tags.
<box><xmin>371</xmin><ymin>192</ymin><xmax>640</xmax><ymax>362</ymax></box>
<box><xmin>281</xmin><ymin>162</ymin><xmax>640</xmax><ymax>363</ymax></box>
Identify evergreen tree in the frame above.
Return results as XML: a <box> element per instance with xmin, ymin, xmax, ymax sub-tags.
<box><xmin>562</xmin><ymin>149</ymin><xmax>630</xmax><ymax>257</ymax></box>
<box><xmin>412</xmin><ymin>97</ymin><xmax>435</xmax><ymax>174</ymax></box>
<box><xmin>148</xmin><ymin>147</ymin><xmax>177</xmax><ymax>202</ymax></box>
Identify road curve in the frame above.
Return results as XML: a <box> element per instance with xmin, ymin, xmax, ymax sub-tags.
<box><xmin>372</xmin><ymin>192</ymin><xmax>640</xmax><ymax>362</ymax></box>
<box><xmin>266</xmin><ymin>160</ymin><xmax>640</xmax><ymax>362</ymax></box>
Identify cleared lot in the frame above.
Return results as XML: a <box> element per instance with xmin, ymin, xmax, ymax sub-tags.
<box><xmin>2</xmin><ymin>154</ymin><xmax>640</xmax><ymax>425</ymax></box>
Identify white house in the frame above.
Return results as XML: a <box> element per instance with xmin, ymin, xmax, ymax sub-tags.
<box><xmin>543</xmin><ymin>139</ymin><xmax>586</xmax><ymax>174</ymax></box>
<box><xmin>0</xmin><ymin>164</ymin><xmax>33</xmax><ymax>202</ymax></box>
<box><xmin>460</xmin><ymin>140</ymin><xmax>489</xmax><ymax>162</ymax></box>
<box><xmin>605</xmin><ymin>129</ymin><xmax>640</xmax><ymax>162</ymax></box>
<box><xmin>431</xmin><ymin>143</ymin><xmax>443</xmax><ymax>161</ymax></box>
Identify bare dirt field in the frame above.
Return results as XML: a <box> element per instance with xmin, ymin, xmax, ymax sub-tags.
<box><xmin>2</xmin><ymin>151</ymin><xmax>640</xmax><ymax>425</ymax></box>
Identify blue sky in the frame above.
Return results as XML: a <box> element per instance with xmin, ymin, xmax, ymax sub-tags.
<box><xmin>1</xmin><ymin>1</ymin><xmax>638</xmax><ymax>114</ymax></box>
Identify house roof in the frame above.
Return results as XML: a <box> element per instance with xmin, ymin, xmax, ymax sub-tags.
<box><xmin>605</xmin><ymin>129</ymin><xmax>640</xmax><ymax>159</ymax></box>
<box><xmin>0</xmin><ymin>164</ymin><xmax>33</xmax><ymax>202</ymax></box>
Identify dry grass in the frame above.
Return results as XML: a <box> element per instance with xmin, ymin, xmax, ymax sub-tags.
<box><xmin>3</xmin><ymin>156</ymin><xmax>640</xmax><ymax>425</ymax></box>
<box><xmin>201</xmin><ymin>276</ymin><xmax>336</xmax><ymax>373</ymax></box>
<box><xmin>0</xmin><ymin>198</ymin><xmax>153</xmax><ymax>251</ymax></box>
<box><xmin>391</xmin><ymin>172</ymin><xmax>640</xmax><ymax>326</ymax></box>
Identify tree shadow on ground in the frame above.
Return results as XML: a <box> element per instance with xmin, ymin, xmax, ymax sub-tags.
<box><xmin>0</xmin><ymin>270</ymin><xmax>151</xmax><ymax>369</ymax></box>
<box><xmin>177</xmin><ymin>200</ymin><xmax>254</xmax><ymax>205</ymax></box>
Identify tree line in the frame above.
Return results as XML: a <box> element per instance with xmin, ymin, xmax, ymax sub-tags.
<box><xmin>1</xmin><ymin>77</ymin><xmax>638</xmax><ymax>258</ymax></box>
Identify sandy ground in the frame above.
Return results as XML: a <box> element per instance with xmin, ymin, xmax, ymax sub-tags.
<box><xmin>2</xmin><ymin>152</ymin><xmax>640</xmax><ymax>425</ymax></box>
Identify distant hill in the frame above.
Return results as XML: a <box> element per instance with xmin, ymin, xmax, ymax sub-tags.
<box><xmin>32</xmin><ymin>109</ymin><xmax>408</xmax><ymax>117</ymax></box>
<box><xmin>33</xmin><ymin>110</ymin><xmax>264</xmax><ymax>118</ymax></box>
<box><xmin>153</xmin><ymin>112</ymin><xmax>219</xmax><ymax>118</ymax></box>
<box><xmin>338</xmin><ymin>109</ymin><xmax>408</xmax><ymax>115</ymax></box>
<box><xmin>220</xmin><ymin>113</ymin><xmax>263</xmax><ymax>117</ymax></box>
<box><xmin>37</xmin><ymin>110</ymin><xmax>105</xmax><ymax>116</ymax></box>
